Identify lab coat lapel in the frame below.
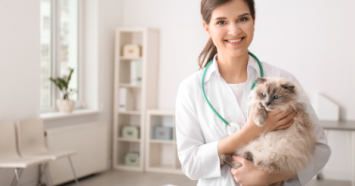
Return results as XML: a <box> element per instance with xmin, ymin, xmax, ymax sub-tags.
<box><xmin>205</xmin><ymin>69</ymin><xmax>247</xmax><ymax>132</ymax></box>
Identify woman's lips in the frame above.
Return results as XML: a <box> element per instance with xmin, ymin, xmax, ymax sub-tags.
<box><xmin>225</xmin><ymin>37</ymin><xmax>244</xmax><ymax>46</ymax></box>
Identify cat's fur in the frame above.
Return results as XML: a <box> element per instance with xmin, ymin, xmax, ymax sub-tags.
<box><xmin>220</xmin><ymin>77</ymin><xmax>316</xmax><ymax>186</ymax></box>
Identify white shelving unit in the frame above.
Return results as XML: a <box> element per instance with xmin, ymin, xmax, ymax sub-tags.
<box><xmin>113</xmin><ymin>28</ymin><xmax>159</xmax><ymax>172</ymax></box>
<box><xmin>145</xmin><ymin>110</ymin><xmax>182</xmax><ymax>174</ymax></box>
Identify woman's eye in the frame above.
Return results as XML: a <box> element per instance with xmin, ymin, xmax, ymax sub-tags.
<box><xmin>274</xmin><ymin>95</ymin><xmax>280</xmax><ymax>99</ymax></box>
<box><xmin>217</xmin><ymin>21</ymin><xmax>225</xmax><ymax>25</ymax></box>
<box><xmin>262</xmin><ymin>93</ymin><xmax>267</xmax><ymax>97</ymax></box>
<box><xmin>239</xmin><ymin>17</ymin><xmax>248</xmax><ymax>22</ymax></box>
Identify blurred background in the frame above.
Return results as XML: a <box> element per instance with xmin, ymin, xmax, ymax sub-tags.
<box><xmin>0</xmin><ymin>0</ymin><xmax>354</xmax><ymax>185</ymax></box>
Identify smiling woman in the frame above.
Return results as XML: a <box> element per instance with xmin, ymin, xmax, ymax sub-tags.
<box><xmin>175</xmin><ymin>0</ymin><xmax>331</xmax><ymax>186</ymax></box>
<box><xmin>198</xmin><ymin>0</ymin><xmax>255</xmax><ymax>70</ymax></box>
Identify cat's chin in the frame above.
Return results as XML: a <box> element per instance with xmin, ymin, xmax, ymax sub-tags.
<box><xmin>262</xmin><ymin>104</ymin><xmax>275</xmax><ymax>112</ymax></box>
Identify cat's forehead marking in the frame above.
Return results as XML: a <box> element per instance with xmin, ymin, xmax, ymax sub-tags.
<box><xmin>267</xmin><ymin>82</ymin><xmax>277</xmax><ymax>95</ymax></box>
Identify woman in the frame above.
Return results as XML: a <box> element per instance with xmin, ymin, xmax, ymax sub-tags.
<box><xmin>175</xmin><ymin>0</ymin><xmax>331</xmax><ymax>185</ymax></box>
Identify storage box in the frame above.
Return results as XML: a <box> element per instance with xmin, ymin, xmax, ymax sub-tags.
<box><xmin>125</xmin><ymin>152</ymin><xmax>140</xmax><ymax>166</ymax></box>
<box><xmin>122</xmin><ymin>126</ymin><xmax>140</xmax><ymax>139</ymax></box>
<box><xmin>130</xmin><ymin>60</ymin><xmax>142</xmax><ymax>85</ymax></box>
<box><xmin>123</xmin><ymin>44</ymin><xmax>142</xmax><ymax>58</ymax></box>
<box><xmin>119</xmin><ymin>87</ymin><xmax>134</xmax><ymax>111</ymax></box>
<box><xmin>153</xmin><ymin>126</ymin><xmax>173</xmax><ymax>140</ymax></box>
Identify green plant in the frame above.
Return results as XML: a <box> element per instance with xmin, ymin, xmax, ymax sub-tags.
<box><xmin>49</xmin><ymin>68</ymin><xmax>75</xmax><ymax>100</ymax></box>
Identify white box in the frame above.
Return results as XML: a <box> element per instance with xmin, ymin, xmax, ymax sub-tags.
<box><xmin>119</xmin><ymin>87</ymin><xmax>134</xmax><ymax>111</ymax></box>
<box><xmin>123</xmin><ymin>44</ymin><xmax>142</xmax><ymax>58</ymax></box>
<box><xmin>130</xmin><ymin>60</ymin><xmax>142</xmax><ymax>85</ymax></box>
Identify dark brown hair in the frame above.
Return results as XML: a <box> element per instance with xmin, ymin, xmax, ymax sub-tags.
<box><xmin>198</xmin><ymin>0</ymin><xmax>256</xmax><ymax>69</ymax></box>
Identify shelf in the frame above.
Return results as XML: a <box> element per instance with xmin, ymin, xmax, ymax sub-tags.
<box><xmin>118</xmin><ymin>110</ymin><xmax>141</xmax><ymax>115</ymax></box>
<box><xmin>115</xmin><ymin>164</ymin><xmax>142</xmax><ymax>172</ymax></box>
<box><xmin>119</xmin><ymin>83</ymin><xmax>142</xmax><ymax>88</ymax></box>
<box><xmin>118</xmin><ymin>138</ymin><xmax>140</xmax><ymax>143</ymax></box>
<box><xmin>150</xmin><ymin>139</ymin><xmax>176</xmax><ymax>144</ymax></box>
<box><xmin>147</xmin><ymin>110</ymin><xmax>175</xmax><ymax>116</ymax></box>
<box><xmin>120</xmin><ymin>56</ymin><xmax>142</xmax><ymax>60</ymax></box>
<box><xmin>113</xmin><ymin>28</ymin><xmax>159</xmax><ymax>172</ymax></box>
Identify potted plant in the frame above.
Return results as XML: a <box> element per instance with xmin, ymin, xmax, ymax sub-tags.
<box><xmin>49</xmin><ymin>68</ymin><xmax>76</xmax><ymax>113</ymax></box>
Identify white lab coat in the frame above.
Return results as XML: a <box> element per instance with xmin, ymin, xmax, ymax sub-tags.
<box><xmin>175</xmin><ymin>54</ymin><xmax>331</xmax><ymax>186</ymax></box>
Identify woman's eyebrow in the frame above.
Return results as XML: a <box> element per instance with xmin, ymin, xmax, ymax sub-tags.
<box><xmin>214</xmin><ymin>13</ymin><xmax>251</xmax><ymax>20</ymax></box>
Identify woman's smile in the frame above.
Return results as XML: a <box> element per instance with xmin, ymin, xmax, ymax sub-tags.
<box><xmin>225</xmin><ymin>37</ymin><xmax>245</xmax><ymax>46</ymax></box>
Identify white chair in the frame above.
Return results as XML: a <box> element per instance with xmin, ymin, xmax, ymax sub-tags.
<box><xmin>0</xmin><ymin>122</ymin><xmax>52</xmax><ymax>186</ymax></box>
<box><xmin>16</xmin><ymin>119</ymin><xmax>79</xmax><ymax>185</ymax></box>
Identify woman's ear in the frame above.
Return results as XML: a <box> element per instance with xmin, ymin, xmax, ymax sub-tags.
<box><xmin>202</xmin><ymin>21</ymin><xmax>211</xmax><ymax>38</ymax></box>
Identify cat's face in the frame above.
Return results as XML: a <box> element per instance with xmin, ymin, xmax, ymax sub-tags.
<box><xmin>253</xmin><ymin>77</ymin><xmax>297</xmax><ymax>111</ymax></box>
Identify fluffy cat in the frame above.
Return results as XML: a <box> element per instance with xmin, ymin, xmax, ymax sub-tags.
<box><xmin>220</xmin><ymin>77</ymin><xmax>316</xmax><ymax>186</ymax></box>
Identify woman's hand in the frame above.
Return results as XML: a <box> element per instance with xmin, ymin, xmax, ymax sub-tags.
<box><xmin>230</xmin><ymin>156</ymin><xmax>271</xmax><ymax>186</ymax></box>
<box><xmin>245</xmin><ymin>104</ymin><xmax>297</xmax><ymax>135</ymax></box>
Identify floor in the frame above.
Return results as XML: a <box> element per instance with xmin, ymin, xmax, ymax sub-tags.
<box><xmin>59</xmin><ymin>170</ymin><xmax>351</xmax><ymax>186</ymax></box>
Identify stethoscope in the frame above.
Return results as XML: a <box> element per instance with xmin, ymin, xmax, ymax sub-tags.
<box><xmin>201</xmin><ymin>51</ymin><xmax>264</xmax><ymax>135</ymax></box>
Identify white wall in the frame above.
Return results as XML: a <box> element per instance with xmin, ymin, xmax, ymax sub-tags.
<box><xmin>0</xmin><ymin>1</ymin><xmax>40</xmax><ymax>185</ymax></box>
<box><xmin>0</xmin><ymin>0</ymin><xmax>122</xmax><ymax>185</ymax></box>
<box><xmin>120</xmin><ymin>0</ymin><xmax>355</xmax><ymax>181</ymax></box>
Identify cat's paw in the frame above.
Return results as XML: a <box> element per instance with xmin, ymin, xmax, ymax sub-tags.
<box><xmin>254</xmin><ymin>115</ymin><xmax>266</xmax><ymax>126</ymax></box>
<box><xmin>230</xmin><ymin>161</ymin><xmax>242</xmax><ymax>169</ymax></box>
<box><xmin>220</xmin><ymin>154</ymin><xmax>241</xmax><ymax>169</ymax></box>
<box><xmin>242</xmin><ymin>151</ymin><xmax>254</xmax><ymax>162</ymax></box>
<box><xmin>254</xmin><ymin>103</ymin><xmax>267</xmax><ymax>126</ymax></box>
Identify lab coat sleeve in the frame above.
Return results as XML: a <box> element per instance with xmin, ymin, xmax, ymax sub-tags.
<box><xmin>282</xmin><ymin>72</ymin><xmax>332</xmax><ymax>186</ymax></box>
<box><xmin>175</xmin><ymin>79</ymin><xmax>222</xmax><ymax>180</ymax></box>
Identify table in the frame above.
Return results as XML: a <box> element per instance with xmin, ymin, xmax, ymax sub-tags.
<box><xmin>320</xmin><ymin>120</ymin><xmax>355</xmax><ymax>186</ymax></box>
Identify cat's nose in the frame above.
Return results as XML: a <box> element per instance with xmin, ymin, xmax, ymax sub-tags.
<box><xmin>266</xmin><ymin>102</ymin><xmax>271</xmax><ymax>106</ymax></box>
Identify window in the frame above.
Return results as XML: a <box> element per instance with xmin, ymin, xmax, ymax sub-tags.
<box><xmin>40</xmin><ymin>0</ymin><xmax>80</xmax><ymax>111</ymax></box>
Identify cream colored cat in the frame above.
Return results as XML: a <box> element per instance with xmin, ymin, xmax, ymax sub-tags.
<box><xmin>220</xmin><ymin>77</ymin><xmax>316</xmax><ymax>186</ymax></box>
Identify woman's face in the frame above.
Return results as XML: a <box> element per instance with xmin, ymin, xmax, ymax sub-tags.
<box><xmin>203</xmin><ymin>0</ymin><xmax>255</xmax><ymax>58</ymax></box>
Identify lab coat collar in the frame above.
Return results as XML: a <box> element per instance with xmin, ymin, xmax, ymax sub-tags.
<box><xmin>203</xmin><ymin>53</ymin><xmax>261</xmax><ymax>83</ymax></box>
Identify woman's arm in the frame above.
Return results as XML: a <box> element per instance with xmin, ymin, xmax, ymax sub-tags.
<box><xmin>218</xmin><ymin>105</ymin><xmax>297</xmax><ymax>156</ymax></box>
<box><xmin>176</xmin><ymin>80</ymin><xmax>222</xmax><ymax>180</ymax></box>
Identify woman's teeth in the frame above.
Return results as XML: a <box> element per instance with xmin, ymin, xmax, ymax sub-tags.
<box><xmin>228</xmin><ymin>38</ymin><xmax>242</xmax><ymax>43</ymax></box>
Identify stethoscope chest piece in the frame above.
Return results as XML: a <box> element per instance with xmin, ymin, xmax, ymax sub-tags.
<box><xmin>227</xmin><ymin>122</ymin><xmax>241</xmax><ymax>136</ymax></box>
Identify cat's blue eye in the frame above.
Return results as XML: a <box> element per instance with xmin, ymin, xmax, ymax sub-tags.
<box><xmin>274</xmin><ymin>95</ymin><xmax>280</xmax><ymax>99</ymax></box>
<box><xmin>262</xmin><ymin>93</ymin><xmax>267</xmax><ymax>97</ymax></box>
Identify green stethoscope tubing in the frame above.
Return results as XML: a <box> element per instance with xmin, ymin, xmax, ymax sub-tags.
<box><xmin>201</xmin><ymin>51</ymin><xmax>264</xmax><ymax>126</ymax></box>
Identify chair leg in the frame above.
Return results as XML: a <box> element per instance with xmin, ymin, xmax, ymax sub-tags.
<box><xmin>68</xmin><ymin>157</ymin><xmax>79</xmax><ymax>185</ymax></box>
<box><xmin>46</xmin><ymin>163</ymin><xmax>54</xmax><ymax>186</ymax></box>
<box><xmin>11</xmin><ymin>168</ymin><xmax>24</xmax><ymax>186</ymax></box>
<box><xmin>40</xmin><ymin>163</ymin><xmax>51</xmax><ymax>186</ymax></box>
<box><xmin>14</xmin><ymin>168</ymin><xmax>21</xmax><ymax>186</ymax></box>
<box><xmin>44</xmin><ymin>163</ymin><xmax>54</xmax><ymax>186</ymax></box>
<box><xmin>43</xmin><ymin>164</ymin><xmax>51</xmax><ymax>186</ymax></box>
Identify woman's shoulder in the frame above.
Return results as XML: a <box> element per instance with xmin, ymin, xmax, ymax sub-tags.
<box><xmin>261</xmin><ymin>61</ymin><xmax>298</xmax><ymax>83</ymax></box>
<box><xmin>178</xmin><ymin>68</ymin><xmax>204</xmax><ymax>90</ymax></box>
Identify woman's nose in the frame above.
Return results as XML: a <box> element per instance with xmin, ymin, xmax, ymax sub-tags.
<box><xmin>228</xmin><ymin>23</ymin><xmax>241</xmax><ymax>36</ymax></box>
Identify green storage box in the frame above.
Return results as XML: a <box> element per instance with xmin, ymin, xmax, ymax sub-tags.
<box><xmin>122</xmin><ymin>126</ymin><xmax>139</xmax><ymax>139</ymax></box>
<box><xmin>125</xmin><ymin>152</ymin><xmax>140</xmax><ymax>166</ymax></box>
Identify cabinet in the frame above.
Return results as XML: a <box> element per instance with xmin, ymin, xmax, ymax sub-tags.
<box><xmin>145</xmin><ymin>110</ymin><xmax>182</xmax><ymax>174</ymax></box>
<box><xmin>113</xmin><ymin>28</ymin><xmax>159</xmax><ymax>171</ymax></box>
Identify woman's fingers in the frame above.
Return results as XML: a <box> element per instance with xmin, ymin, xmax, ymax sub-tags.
<box><xmin>275</xmin><ymin>107</ymin><xmax>294</xmax><ymax>119</ymax></box>
<box><xmin>279</xmin><ymin>110</ymin><xmax>297</xmax><ymax>124</ymax></box>
<box><xmin>276</xmin><ymin>119</ymin><xmax>293</xmax><ymax>130</ymax></box>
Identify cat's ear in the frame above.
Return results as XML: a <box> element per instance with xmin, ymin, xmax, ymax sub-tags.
<box><xmin>256</xmin><ymin>77</ymin><xmax>267</xmax><ymax>84</ymax></box>
<box><xmin>281</xmin><ymin>83</ymin><xmax>295</xmax><ymax>92</ymax></box>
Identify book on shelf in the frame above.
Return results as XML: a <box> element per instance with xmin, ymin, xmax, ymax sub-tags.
<box><xmin>130</xmin><ymin>60</ymin><xmax>142</xmax><ymax>85</ymax></box>
<box><xmin>119</xmin><ymin>87</ymin><xmax>133</xmax><ymax>111</ymax></box>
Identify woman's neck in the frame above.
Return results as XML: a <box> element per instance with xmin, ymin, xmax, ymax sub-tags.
<box><xmin>216</xmin><ymin>51</ymin><xmax>249</xmax><ymax>84</ymax></box>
